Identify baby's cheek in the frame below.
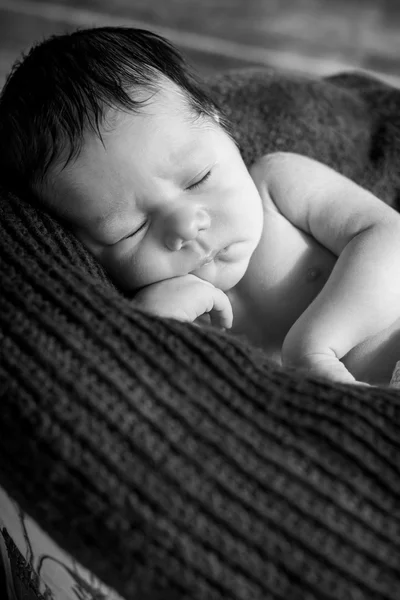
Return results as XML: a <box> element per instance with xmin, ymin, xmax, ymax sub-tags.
<box><xmin>96</xmin><ymin>245</ymin><xmax>136</xmax><ymax>290</ymax></box>
<box><xmin>101</xmin><ymin>244</ymin><xmax>165</xmax><ymax>292</ymax></box>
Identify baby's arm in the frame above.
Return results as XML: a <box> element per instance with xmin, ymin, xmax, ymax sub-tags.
<box><xmin>251</xmin><ymin>152</ymin><xmax>400</xmax><ymax>384</ymax></box>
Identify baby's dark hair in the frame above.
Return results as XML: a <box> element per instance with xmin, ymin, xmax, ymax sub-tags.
<box><xmin>0</xmin><ymin>26</ymin><xmax>227</xmax><ymax>197</ymax></box>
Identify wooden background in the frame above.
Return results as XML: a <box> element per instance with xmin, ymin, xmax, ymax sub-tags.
<box><xmin>1</xmin><ymin>0</ymin><xmax>400</xmax><ymax>89</ymax></box>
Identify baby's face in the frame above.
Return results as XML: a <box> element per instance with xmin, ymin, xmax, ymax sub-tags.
<box><xmin>47</xmin><ymin>81</ymin><xmax>263</xmax><ymax>292</ymax></box>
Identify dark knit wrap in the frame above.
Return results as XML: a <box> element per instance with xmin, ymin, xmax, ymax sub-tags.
<box><xmin>1</xmin><ymin>68</ymin><xmax>400</xmax><ymax>600</ymax></box>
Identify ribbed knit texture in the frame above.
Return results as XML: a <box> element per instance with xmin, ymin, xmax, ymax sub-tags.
<box><xmin>1</xmin><ymin>68</ymin><xmax>400</xmax><ymax>600</ymax></box>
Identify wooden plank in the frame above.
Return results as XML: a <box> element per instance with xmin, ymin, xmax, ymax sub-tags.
<box><xmin>0</xmin><ymin>3</ymin><xmax>362</xmax><ymax>79</ymax></box>
<box><xmin>7</xmin><ymin>0</ymin><xmax>378</xmax><ymax>57</ymax></box>
<box><xmin>0</xmin><ymin>8</ymin><xmax>265</xmax><ymax>90</ymax></box>
<box><xmin>1</xmin><ymin>0</ymin><xmax>399</xmax><ymax>90</ymax></box>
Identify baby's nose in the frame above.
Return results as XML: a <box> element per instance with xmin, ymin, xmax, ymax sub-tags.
<box><xmin>163</xmin><ymin>205</ymin><xmax>211</xmax><ymax>251</ymax></box>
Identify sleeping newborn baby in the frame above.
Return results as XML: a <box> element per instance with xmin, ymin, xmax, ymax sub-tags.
<box><xmin>2</xmin><ymin>26</ymin><xmax>400</xmax><ymax>386</ymax></box>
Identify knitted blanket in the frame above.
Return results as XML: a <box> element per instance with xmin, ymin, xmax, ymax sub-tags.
<box><xmin>1</xmin><ymin>68</ymin><xmax>400</xmax><ymax>600</ymax></box>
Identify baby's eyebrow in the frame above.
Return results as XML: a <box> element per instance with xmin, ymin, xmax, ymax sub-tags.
<box><xmin>90</xmin><ymin>202</ymin><xmax>134</xmax><ymax>239</ymax></box>
<box><xmin>93</xmin><ymin>186</ymin><xmax>136</xmax><ymax>229</ymax></box>
<box><xmin>95</xmin><ymin>209</ymin><xmax>136</xmax><ymax>236</ymax></box>
<box><xmin>94</xmin><ymin>208</ymin><xmax>117</xmax><ymax>228</ymax></box>
<box><xmin>168</xmin><ymin>135</ymin><xmax>210</xmax><ymax>166</ymax></box>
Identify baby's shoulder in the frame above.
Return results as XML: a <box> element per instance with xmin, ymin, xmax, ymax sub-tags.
<box><xmin>250</xmin><ymin>151</ymin><xmax>303</xmax><ymax>175</ymax></box>
<box><xmin>249</xmin><ymin>153</ymin><xmax>295</xmax><ymax>214</ymax></box>
<box><xmin>250</xmin><ymin>151</ymin><xmax>305</xmax><ymax>200</ymax></box>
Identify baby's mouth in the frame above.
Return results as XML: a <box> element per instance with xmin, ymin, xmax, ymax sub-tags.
<box><xmin>193</xmin><ymin>244</ymin><xmax>232</xmax><ymax>270</ymax></box>
<box><xmin>198</xmin><ymin>252</ymin><xmax>217</xmax><ymax>268</ymax></box>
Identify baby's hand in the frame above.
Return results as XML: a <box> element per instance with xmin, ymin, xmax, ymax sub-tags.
<box><xmin>282</xmin><ymin>330</ymin><xmax>367</xmax><ymax>385</ymax></box>
<box><xmin>290</xmin><ymin>352</ymin><xmax>358</xmax><ymax>385</ymax></box>
<box><xmin>283</xmin><ymin>350</ymin><xmax>372</xmax><ymax>385</ymax></box>
<box><xmin>133</xmin><ymin>274</ymin><xmax>233</xmax><ymax>329</ymax></box>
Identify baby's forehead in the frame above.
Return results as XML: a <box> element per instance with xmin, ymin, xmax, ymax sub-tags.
<box><xmin>104</xmin><ymin>78</ymin><xmax>198</xmax><ymax>127</ymax></box>
<box><xmin>103</xmin><ymin>106</ymin><xmax>215</xmax><ymax>166</ymax></box>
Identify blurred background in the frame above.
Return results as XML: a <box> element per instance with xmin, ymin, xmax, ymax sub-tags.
<box><xmin>0</xmin><ymin>0</ymin><xmax>399</xmax><ymax>89</ymax></box>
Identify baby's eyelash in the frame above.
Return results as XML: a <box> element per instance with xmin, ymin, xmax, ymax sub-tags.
<box><xmin>123</xmin><ymin>220</ymin><xmax>148</xmax><ymax>240</ymax></box>
<box><xmin>187</xmin><ymin>170</ymin><xmax>212</xmax><ymax>191</ymax></box>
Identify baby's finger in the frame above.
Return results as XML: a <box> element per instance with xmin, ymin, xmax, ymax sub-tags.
<box><xmin>208</xmin><ymin>288</ymin><xmax>233</xmax><ymax>329</ymax></box>
<box><xmin>307</xmin><ymin>361</ymin><xmax>356</xmax><ymax>384</ymax></box>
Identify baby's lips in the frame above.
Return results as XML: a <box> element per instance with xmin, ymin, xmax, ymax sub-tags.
<box><xmin>197</xmin><ymin>248</ymin><xmax>218</xmax><ymax>268</ymax></box>
<box><xmin>194</xmin><ymin>243</ymin><xmax>233</xmax><ymax>269</ymax></box>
